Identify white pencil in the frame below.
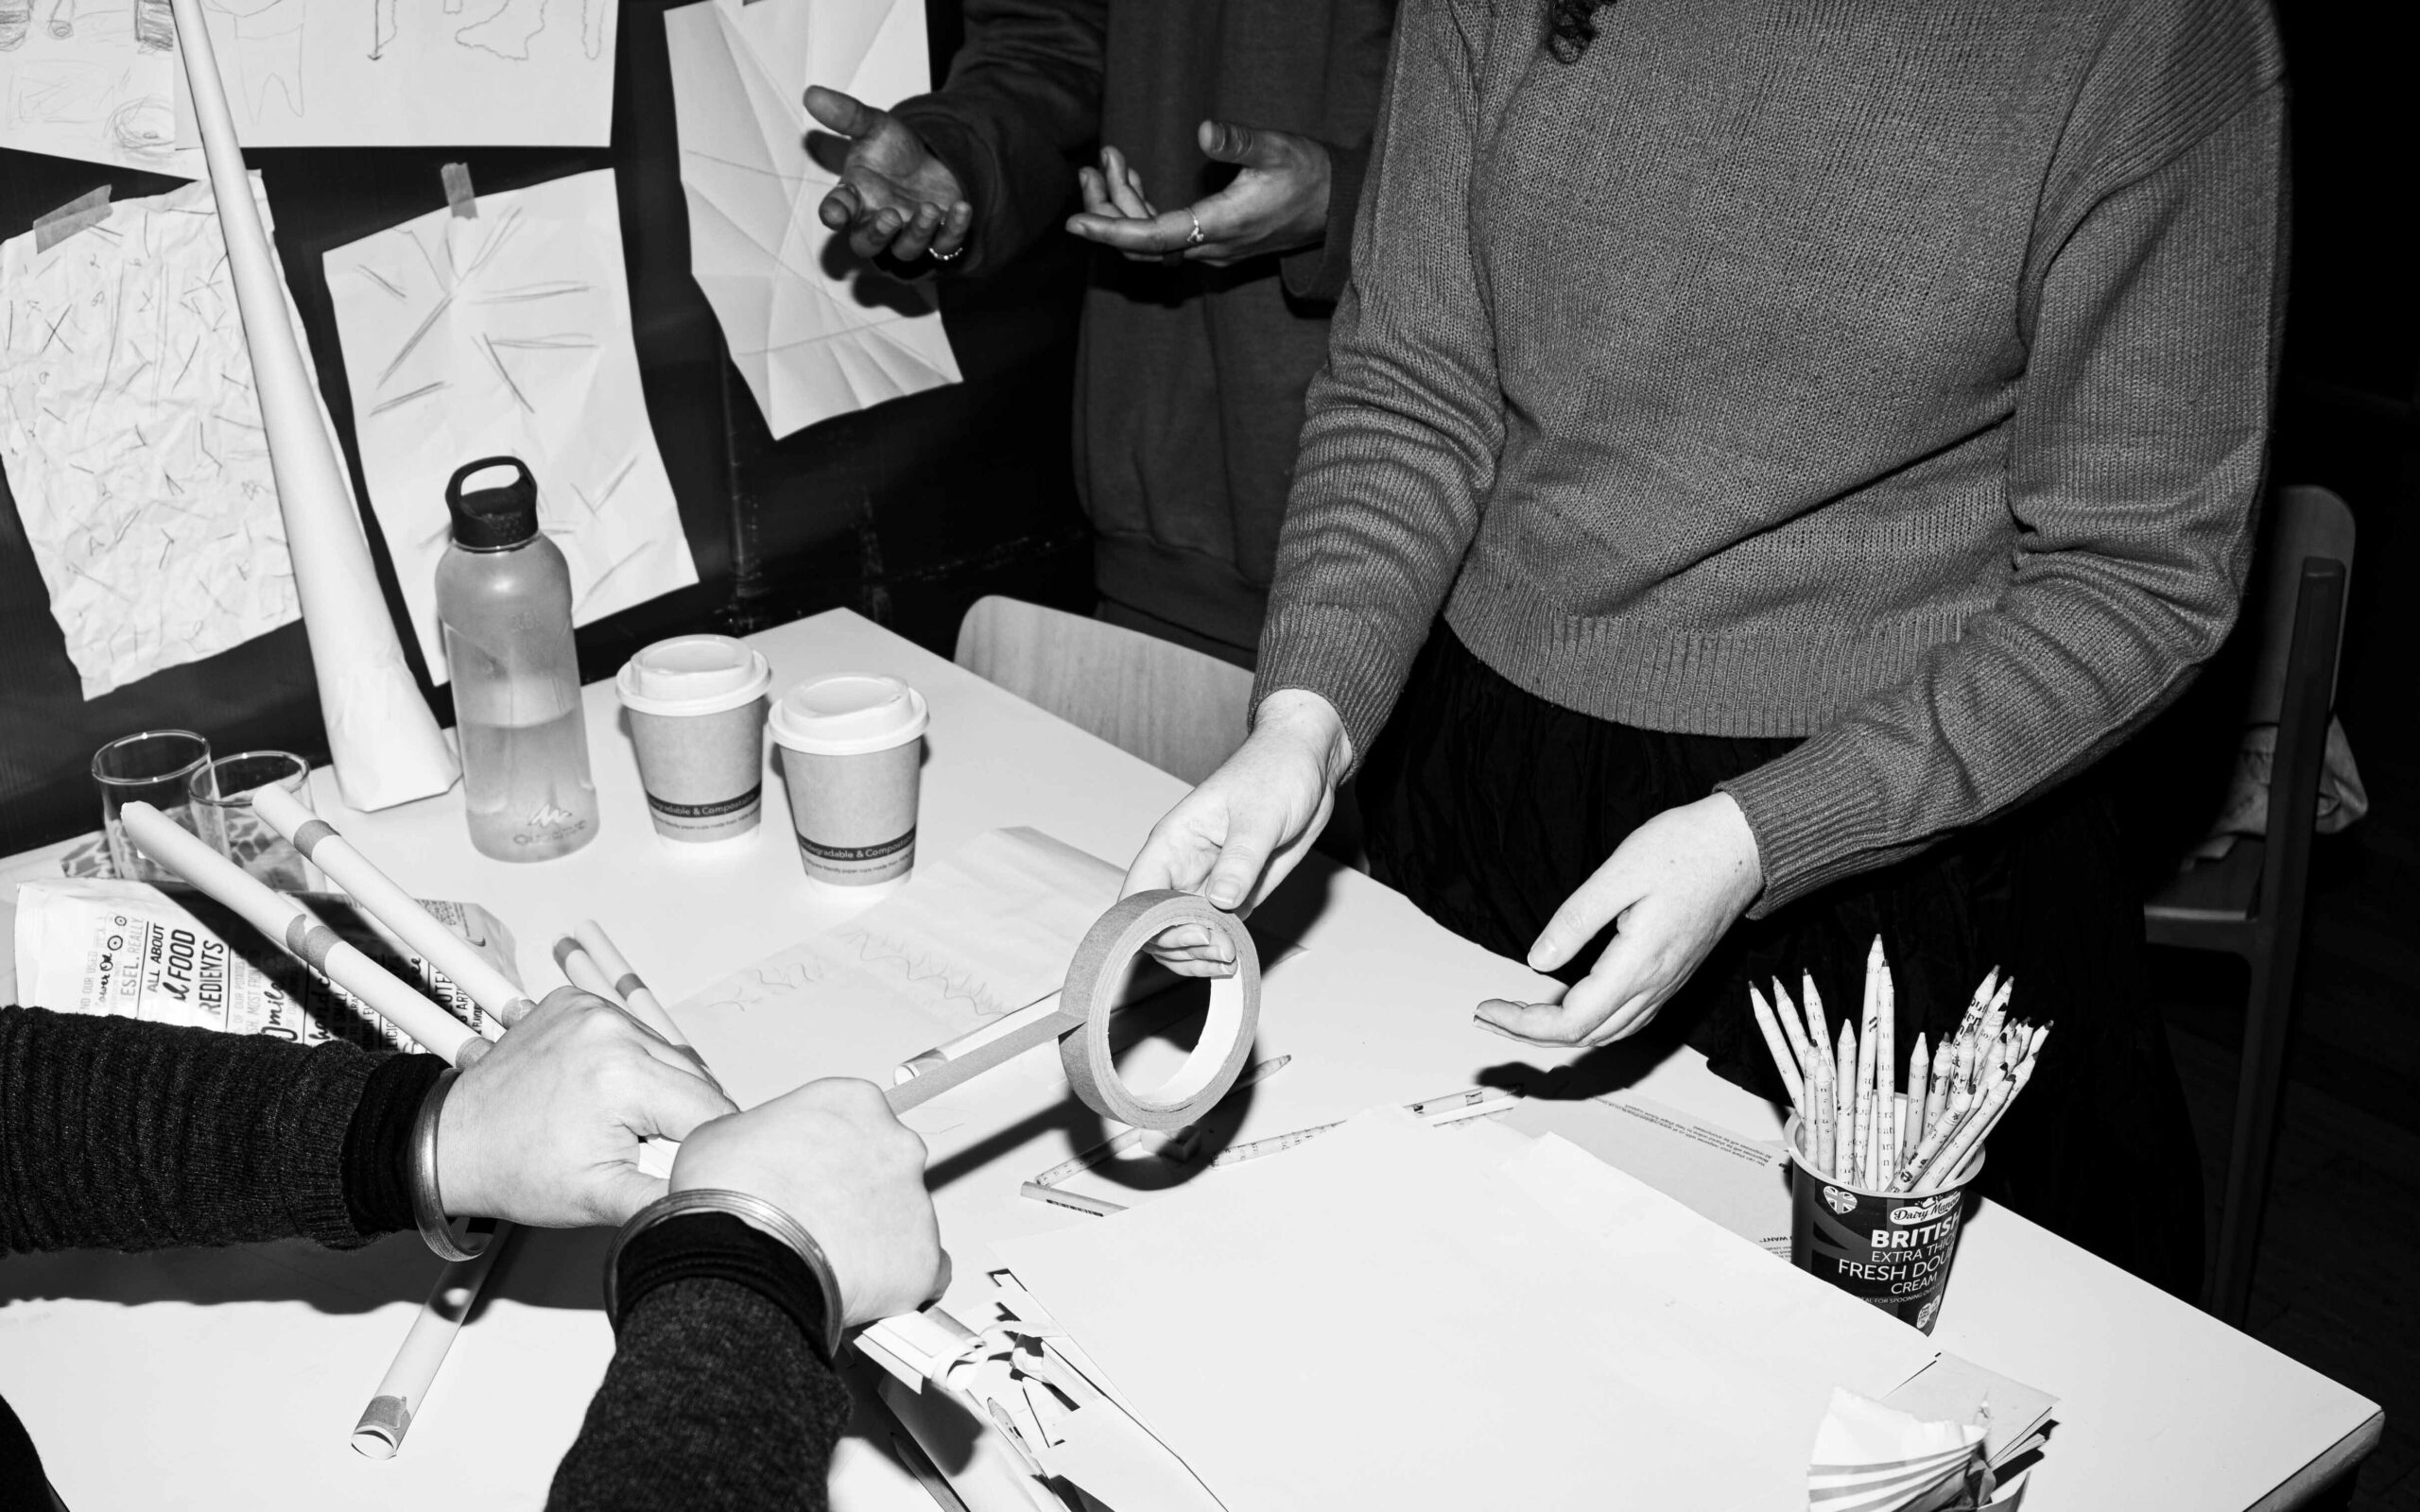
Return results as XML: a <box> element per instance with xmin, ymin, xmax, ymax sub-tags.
<box><xmin>1905</xmin><ymin>1034</ymin><xmax>1929</xmax><ymax>1163</ymax></box>
<box><xmin>1779</xmin><ymin>978</ymin><xmax>1835</xmax><ymax>1176</ymax></box>
<box><xmin>351</xmin><ymin>1225</ymin><xmax>510</xmax><ymax>1457</ymax></box>
<box><xmin>1749</xmin><ymin>984</ymin><xmax>1806</xmax><ymax>1109</ymax></box>
<box><xmin>1876</xmin><ymin>943</ymin><xmax>1898</xmax><ymax>1176</ymax></box>
<box><xmin>1834</xmin><ymin>1020</ymin><xmax>1856</xmax><ymax>1182</ymax></box>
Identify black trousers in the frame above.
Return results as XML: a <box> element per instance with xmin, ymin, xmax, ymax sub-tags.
<box><xmin>1358</xmin><ymin>625</ymin><xmax>2205</xmax><ymax>1298</ymax></box>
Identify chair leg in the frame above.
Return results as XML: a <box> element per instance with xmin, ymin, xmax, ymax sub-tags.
<box><xmin>2208</xmin><ymin>937</ymin><xmax>2301</xmax><ymax>1326</ymax></box>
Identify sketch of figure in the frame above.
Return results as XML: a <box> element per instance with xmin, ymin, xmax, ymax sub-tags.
<box><xmin>202</xmin><ymin>0</ymin><xmax>304</xmax><ymax>121</ymax></box>
<box><xmin>0</xmin><ymin>0</ymin><xmax>29</xmax><ymax>52</ymax></box>
<box><xmin>454</xmin><ymin>0</ymin><xmax>545</xmax><ymax>60</ymax></box>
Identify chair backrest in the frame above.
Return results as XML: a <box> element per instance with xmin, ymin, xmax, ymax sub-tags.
<box><xmin>2253</xmin><ymin>488</ymin><xmax>2355</xmax><ymax>922</ymax></box>
<box><xmin>2245</xmin><ymin>486</ymin><xmax>2357</xmax><ymax>724</ymax></box>
<box><xmin>954</xmin><ymin>596</ymin><xmax>1256</xmax><ymax>785</ymax></box>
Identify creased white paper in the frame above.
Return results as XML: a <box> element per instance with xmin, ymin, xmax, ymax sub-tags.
<box><xmin>169</xmin><ymin>0</ymin><xmax>618</xmax><ymax>148</ymax></box>
<box><xmin>665</xmin><ymin>0</ymin><xmax>960</xmax><ymax>439</ymax></box>
<box><xmin>0</xmin><ymin>0</ymin><xmax>199</xmax><ymax>175</ymax></box>
<box><xmin>323</xmin><ymin>168</ymin><xmax>698</xmax><ymax>682</ymax></box>
<box><xmin>0</xmin><ymin>173</ymin><xmax>319</xmax><ymax>698</ymax></box>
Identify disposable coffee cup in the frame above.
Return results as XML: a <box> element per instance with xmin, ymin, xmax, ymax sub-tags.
<box><xmin>768</xmin><ymin>673</ymin><xmax>928</xmax><ymax>886</ymax></box>
<box><xmin>1784</xmin><ymin>1113</ymin><xmax>1983</xmax><ymax>1335</ymax></box>
<box><xmin>616</xmin><ymin>636</ymin><xmax>773</xmax><ymax>844</ymax></box>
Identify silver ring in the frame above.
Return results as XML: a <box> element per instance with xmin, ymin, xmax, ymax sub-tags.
<box><xmin>1185</xmin><ymin>209</ymin><xmax>1204</xmax><ymax>248</ymax></box>
<box><xmin>928</xmin><ymin>243</ymin><xmax>963</xmax><ymax>264</ymax></box>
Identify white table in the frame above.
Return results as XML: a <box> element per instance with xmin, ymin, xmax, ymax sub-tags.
<box><xmin>0</xmin><ymin>610</ymin><xmax>2381</xmax><ymax>1511</ymax></box>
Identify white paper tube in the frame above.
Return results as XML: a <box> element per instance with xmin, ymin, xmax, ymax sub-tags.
<box><xmin>351</xmin><ymin>1227</ymin><xmax>510</xmax><ymax>1458</ymax></box>
<box><xmin>120</xmin><ymin>801</ymin><xmax>477</xmax><ymax>1063</ymax></box>
<box><xmin>252</xmin><ymin>785</ymin><xmax>533</xmax><ymax>1022</ymax></box>
<box><xmin>169</xmin><ymin>0</ymin><xmax>458</xmax><ymax>811</ymax></box>
<box><xmin>569</xmin><ymin>920</ymin><xmax>692</xmax><ymax>1047</ymax></box>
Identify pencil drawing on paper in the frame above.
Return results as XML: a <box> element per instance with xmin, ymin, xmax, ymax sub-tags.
<box><xmin>202</xmin><ymin>0</ymin><xmax>306</xmax><ymax>122</ymax></box>
<box><xmin>0</xmin><ymin>0</ymin><xmax>185</xmax><ymax>172</ymax></box>
<box><xmin>370</xmin><ymin>0</ymin><xmax>608</xmax><ymax>64</ymax></box>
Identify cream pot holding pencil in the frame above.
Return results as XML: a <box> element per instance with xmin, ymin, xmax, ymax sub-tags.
<box><xmin>769</xmin><ymin>674</ymin><xmax>928</xmax><ymax>885</ymax></box>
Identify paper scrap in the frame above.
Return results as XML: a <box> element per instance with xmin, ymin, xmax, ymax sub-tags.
<box><xmin>664</xmin><ymin>0</ymin><xmax>960</xmax><ymax>439</ymax></box>
<box><xmin>323</xmin><ymin>167</ymin><xmax>698</xmax><ymax>682</ymax></box>
<box><xmin>1001</xmin><ymin>1109</ymin><xmax>1941</xmax><ymax>1512</ymax></box>
<box><xmin>1502</xmin><ymin>1088</ymin><xmax>1793</xmax><ymax>1257</ymax></box>
<box><xmin>0</xmin><ymin>172</ymin><xmax>324</xmax><ymax>698</ymax></box>
<box><xmin>0</xmin><ymin>0</ymin><xmax>198</xmax><ymax>175</ymax></box>
<box><xmin>1808</xmin><ymin>1387</ymin><xmax>2027</xmax><ymax>1511</ymax></box>
<box><xmin>170</xmin><ymin>0</ymin><xmax>618</xmax><ymax>148</ymax></box>
<box><xmin>1883</xmin><ymin>1353</ymin><xmax>2058</xmax><ymax>1471</ymax></box>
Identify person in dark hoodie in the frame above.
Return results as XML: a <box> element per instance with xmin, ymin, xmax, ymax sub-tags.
<box><xmin>805</xmin><ymin>0</ymin><xmax>1397</xmax><ymax>664</ymax></box>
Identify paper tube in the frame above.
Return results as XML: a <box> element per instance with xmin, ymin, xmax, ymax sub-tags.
<box><xmin>170</xmin><ymin>0</ymin><xmax>458</xmax><ymax>811</ymax></box>
<box><xmin>352</xmin><ymin>1228</ymin><xmax>510</xmax><ymax>1458</ymax></box>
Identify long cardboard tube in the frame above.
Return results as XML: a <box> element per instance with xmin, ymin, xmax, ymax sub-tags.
<box><xmin>168</xmin><ymin>0</ymin><xmax>458</xmax><ymax>810</ymax></box>
<box><xmin>119</xmin><ymin>801</ymin><xmax>479</xmax><ymax>1062</ymax></box>
<box><xmin>351</xmin><ymin>1227</ymin><xmax>510</xmax><ymax>1459</ymax></box>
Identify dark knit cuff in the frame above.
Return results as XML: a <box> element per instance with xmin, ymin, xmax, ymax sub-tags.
<box><xmin>1253</xmin><ymin>601</ymin><xmax>1426</xmax><ymax>780</ymax></box>
<box><xmin>1717</xmin><ymin>732</ymin><xmax>1893</xmax><ymax>917</ymax></box>
<box><xmin>340</xmin><ymin>1052</ymin><xmax>448</xmax><ymax>1237</ymax></box>
<box><xmin>614</xmin><ymin>1212</ymin><xmax>839</xmax><ymax>1366</ymax></box>
<box><xmin>1278</xmin><ymin>138</ymin><xmax>1369</xmax><ymax>306</ymax></box>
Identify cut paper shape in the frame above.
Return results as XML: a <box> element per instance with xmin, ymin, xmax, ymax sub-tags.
<box><xmin>169</xmin><ymin>0</ymin><xmax>617</xmax><ymax>148</ymax></box>
<box><xmin>0</xmin><ymin>173</ymin><xmax>328</xmax><ymax>698</ymax></box>
<box><xmin>0</xmin><ymin>0</ymin><xmax>198</xmax><ymax>175</ymax></box>
<box><xmin>664</xmin><ymin>0</ymin><xmax>960</xmax><ymax>439</ymax></box>
<box><xmin>323</xmin><ymin>168</ymin><xmax>698</xmax><ymax>682</ymax></box>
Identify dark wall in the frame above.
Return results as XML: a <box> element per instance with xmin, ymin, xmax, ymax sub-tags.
<box><xmin>0</xmin><ymin>0</ymin><xmax>1089</xmax><ymax>855</ymax></box>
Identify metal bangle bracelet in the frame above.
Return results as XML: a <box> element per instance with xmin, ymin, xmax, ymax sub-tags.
<box><xmin>602</xmin><ymin>1189</ymin><xmax>847</xmax><ymax>1364</ymax></box>
<box><xmin>409</xmin><ymin>1068</ymin><xmax>486</xmax><ymax>1262</ymax></box>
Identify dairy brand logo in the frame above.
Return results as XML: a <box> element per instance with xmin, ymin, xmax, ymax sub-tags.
<box><xmin>1823</xmin><ymin>1186</ymin><xmax>1858</xmax><ymax>1215</ymax></box>
<box><xmin>1917</xmin><ymin>1297</ymin><xmax>1941</xmax><ymax>1332</ymax></box>
<box><xmin>1889</xmin><ymin>1194</ymin><xmax>1962</xmax><ymax>1226</ymax></box>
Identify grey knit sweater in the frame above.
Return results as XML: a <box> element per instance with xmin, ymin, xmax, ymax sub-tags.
<box><xmin>1252</xmin><ymin>0</ymin><xmax>2286</xmax><ymax>910</ymax></box>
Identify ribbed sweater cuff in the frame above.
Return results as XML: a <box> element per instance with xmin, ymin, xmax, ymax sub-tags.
<box><xmin>1252</xmin><ymin>603</ymin><xmax>1423</xmax><ymax>776</ymax></box>
<box><xmin>281</xmin><ymin>1041</ymin><xmax>390</xmax><ymax>1248</ymax></box>
<box><xmin>1278</xmin><ymin>138</ymin><xmax>1368</xmax><ymax>306</ymax></box>
<box><xmin>1716</xmin><ymin>736</ymin><xmax>1888</xmax><ymax>918</ymax></box>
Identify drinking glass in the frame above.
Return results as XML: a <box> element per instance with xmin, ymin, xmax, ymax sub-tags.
<box><xmin>93</xmin><ymin>730</ymin><xmax>212</xmax><ymax>883</ymax></box>
<box><xmin>189</xmin><ymin>751</ymin><xmax>321</xmax><ymax>892</ymax></box>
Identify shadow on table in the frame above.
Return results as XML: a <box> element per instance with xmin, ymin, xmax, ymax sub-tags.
<box><xmin>0</xmin><ymin>1225</ymin><xmax>615</xmax><ymax>1317</ymax></box>
<box><xmin>1473</xmin><ymin>984</ymin><xmax>1705</xmax><ymax>1103</ymax></box>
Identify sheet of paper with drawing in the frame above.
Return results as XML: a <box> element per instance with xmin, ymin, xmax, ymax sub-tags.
<box><xmin>0</xmin><ymin>0</ymin><xmax>199</xmax><ymax>174</ymax></box>
<box><xmin>0</xmin><ymin>174</ymin><xmax>330</xmax><ymax>698</ymax></box>
<box><xmin>664</xmin><ymin>0</ymin><xmax>960</xmax><ymax>439</ymax></box>
<box><xmin>1000</xmin><ymin>1108</ymin><xmax>1944</xmax><ymax>1512</ymax></box>
<box><xmin>323</xmin><ymin>169</ymin><xmax>696</xmax><ymax>682</ymax></box>
<box><xmin>168</xmin><ymin>0</ymin><xmax>618</xmax><ymax>147</ymax></box>
<box><xmin>672</xmin><ymin>827</ymin><xmax>1126</xmax><ymax>1110</ymax></box>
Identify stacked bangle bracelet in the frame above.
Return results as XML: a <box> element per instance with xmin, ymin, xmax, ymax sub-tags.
<box><xmin>409</xmin><ymin>1069</ymin><xmax>487</xmax><ymax>1262</ymax></box>
<box><xmin>603</xmin><ymin>1190</ymin><xmax>847</xmax><ymax>1365</ymax></box>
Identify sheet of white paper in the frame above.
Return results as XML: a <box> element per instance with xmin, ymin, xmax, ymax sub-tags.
<box><xmin>1502</xmin><ymin>1090</ymin><xmax>1794</xmax><ymax>1257</ymax></box>
<box><xmin>323</xmin><ymin>168</ymin><xmax>698</xmax><ymax>682</ymax></box>
<box><xmin>0</xmin><ymin>0</ymin><xmax>199</xmax><ymax>174</ymax></box>
<box><xmin>169</xmin><ymin>0</ymin><xmax>618</xmax><ymax>148</ymax></box>
<box><xmin>0</xmin><ymin>173</ymin><xmax>323</xmax><ymax>698</ymax></box>
<box><xmin>664</xmin><ymin>0</ymin><xmax>960</xmax><ymax>439</ymax></box>
<box><xmin>1001</xmin><ymin>1109</ymin><xmax>1941</xmax><ymax>1512</ymax></box>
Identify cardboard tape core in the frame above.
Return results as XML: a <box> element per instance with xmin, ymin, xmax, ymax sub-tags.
<box><xmin>1058</xmin><ymin>890</ymin><xmax>1259</xmax><ymax>1131</ymax></box>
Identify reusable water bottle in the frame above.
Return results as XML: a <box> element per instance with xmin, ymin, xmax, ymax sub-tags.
<box><xmin>435</xmin><ymin>456</ymin><xmax>598</xmax><ymax>861</ymax></box>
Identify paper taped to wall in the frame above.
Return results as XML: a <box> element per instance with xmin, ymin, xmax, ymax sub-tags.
<box><xmin>0</xmin><ymin>173</ymin><xmax>323</xmax><ymax>698</ymax></box>
<box><xmin>664</xmin><ymin>0</ymin><xmax>960</xmax><ymax>439</ymax></box>
<box><xmin>0</xmin><ymin>0</ymin><xmax>199</xmax><ymax>176</ymax></box>
<box><xmin>324</xmin><ymin>168</ymin><xmax>697</xmax><ymax>683</ymax></box>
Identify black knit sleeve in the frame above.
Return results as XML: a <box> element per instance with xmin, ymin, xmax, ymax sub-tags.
<box><xmin>548</xmin><ymin>1214</ymin><xmax>852</xmax><ymax>1512</ymax></box>
<box><xmin>0</xmin><ymin>1005</ymin><xmax>441</xmax><ymax>1254</ymax></box>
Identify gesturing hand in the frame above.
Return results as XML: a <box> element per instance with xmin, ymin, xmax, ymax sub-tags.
<box><xmin>439</xmin><ymin>988</ymin><xmax>737</xmax><ymax>1228</ymax></box>
<box><xmin>670</xmin><ymin>1078</ymin><xmax>943</xmax><ymax>1329</ymax></box>
<box><xmin>1067</xmin><ymin>120</ymin><xmax>1333</xmax><ymax>265</ymax></box>
<box><xmin>1475</xmin><ymin>794</ymin><xmax>1764</xmax><ymax>1047</ymax></box>
<box><xmin>1121</xmin><ymin>690</ymin><xmax>1353</xmax><ymax>975</ymax></box>
<box><xmin>805</xmin><ymin>85</ymin><xmax>973</xmax><ymax>265</ymax></box>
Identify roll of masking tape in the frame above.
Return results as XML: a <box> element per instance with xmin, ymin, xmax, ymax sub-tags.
<box><xmin>883</xmin><ymin>889</ymin><xmax>1260</xmax><ymax>1133</ymax></box>
<box><xmin>1058</xmin><ymin>889</ymin><xmax>1260</xmax><ymax>1131</ymax></box>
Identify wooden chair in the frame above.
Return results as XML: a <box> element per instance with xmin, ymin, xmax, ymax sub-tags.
<box><xmin>953</xmin><ymin>595</ymin><xmax>1255</xmax><ymax>786</ymax></box>
<box><xmin>2144</xmin><ymin>486</ymin><xmax>2355</xmax><ymax>1326</ymax></box>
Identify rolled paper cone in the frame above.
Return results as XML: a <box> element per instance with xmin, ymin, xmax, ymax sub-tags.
<box><xmin>351</xmin><ymin>1226</ymin><xmax>510</xmax><ymax>1458</ymax></box>
<box><xmin>252</xmin><ymin>786</ymin><xmax>531</xmax><ymax>1022</ymax></box>
<box><xmin>1785</xmin><ymin>980</ymin><xmax>1835</xmax><ymax>1176</ymax></box>
<box><xmin>2028</xmin><ymin>1022</ymin><xmax>2052</xmax><ymax>1058</ymax></box>
<box><xmin>1954</xmin><ymin>967</ymin><xmax>2000</xmax><ymax>1043</ymax></box>
<box><xmin>1926</xmin><ymin>1036</ymin><xmax>1956</xmax><ymax>1133</ymax></box>
<box><xmin>168</xmin><ymin>0</ymin><xmax>458</xmax><ymax>811</ymax></box>
<box><xmin>1748</xmin><ymin>985</ymin><xmax>1806</xmax><ymax>1108</ymax></box>
<box><xmin>571</xmin><ymin>919</ymin><xmax>692</xmax><ymax>1049</ymax></box>
<box><xmin>119</xmin><ymin>802</ymin><xmax>477</xmax><ymax>1063</ymax></box>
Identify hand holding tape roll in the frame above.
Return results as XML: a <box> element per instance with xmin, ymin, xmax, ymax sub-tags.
<box><xmin>887</xmin><ymin>890</ymin><xmax>1260</xmax><ymax>1133</ymax></box>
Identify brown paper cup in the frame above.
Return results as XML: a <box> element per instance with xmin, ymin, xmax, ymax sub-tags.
<box><xmin>629</xmin><ymin>699</ymin><xmax>767</xmax><ymax>843</ymax></box>
<box><xmin>780</xmin><ymin>740</ymin><xmax>922</xmax><ymax>885</ymax></box>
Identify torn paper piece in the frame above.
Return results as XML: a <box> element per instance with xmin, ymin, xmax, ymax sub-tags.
<box><xmin>0</xmin><ymin>172</ymin><xmax>323</xmax><ymax>698</ymax></box>
<box><xmin>0</xmin><ymin>0</ymin><xmax>199</xmax><ymax>176</ymax></box>
<box><xmin>169</xmin><ymin>0</ymin><xmax>617</xmax><ymax>148</ymax></box>
<box><xmin>323</xmin><ymin>168</ymin><xmax>698</xmax><ymax>682</ymax></box>
<box><xmin>1808</xmin><ymin>1387</ymin><xmax>2024</xmax><ymax>1512</ymax></box>
<box><xmin>665</xmin><ymin>0</ymin><xmax>960</xmax><ymax>439</ymax></box>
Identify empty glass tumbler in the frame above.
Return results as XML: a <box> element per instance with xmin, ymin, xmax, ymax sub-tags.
<box><xmin>93</xmin><ymin>730</ymin><xmax>212</xmax><ymax>883</ymax></box>
<box><xmin>189</xmin><ymin>751</ymin><xmax>321</xmax><ymax>892</ymax></box>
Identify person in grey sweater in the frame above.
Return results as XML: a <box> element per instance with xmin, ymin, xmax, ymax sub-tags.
<box><xmin>0</xmin><ymin>993</ymin><xmax>941</xmax><ymax>1510</ymax></box>
<box><xmin>1127</xmin><ymin>0</ymin><xmax>2284</xmax><ymax>1291</ymax></box>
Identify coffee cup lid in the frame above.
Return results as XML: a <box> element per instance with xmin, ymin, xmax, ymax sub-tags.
<box><xmin>616</xmin><ymin>636</ymin><xmax>773</xmax><ymax>717</ymax></box>
<box><xmin>769</xmin><ymin>674</ymin><xmax>929</xmax><ymax>755</ymax></box>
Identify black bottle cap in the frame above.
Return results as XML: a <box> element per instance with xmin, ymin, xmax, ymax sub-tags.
<box><xmin>444</xmin><ymin>455</ymin><xmax>541</xmax><ymax>550</ymax></box>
